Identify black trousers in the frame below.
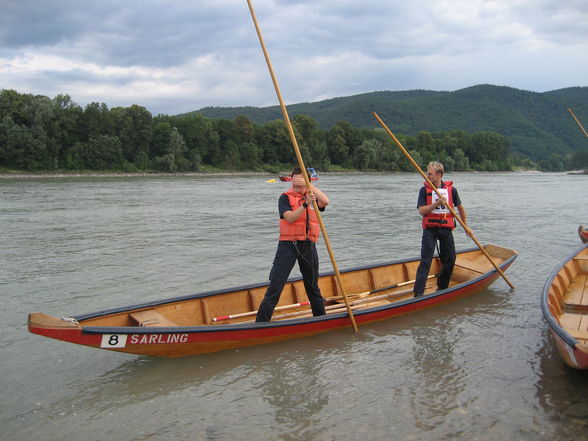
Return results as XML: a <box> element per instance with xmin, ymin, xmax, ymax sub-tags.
<box><xmin>256</xmin><ymin>241</ymin><xmax>326</xmax><ymax>322</ymax></box>
<box><xmin>414</xmin><ymin>228</ymin><xmax>456</xmax><ymax>296</ymax></box>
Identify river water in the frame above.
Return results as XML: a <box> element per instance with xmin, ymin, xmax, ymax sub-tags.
<box><xmin>1</xmin><ymin>172</ymin><xmax>587</xmax><ymax>441</ymax></box>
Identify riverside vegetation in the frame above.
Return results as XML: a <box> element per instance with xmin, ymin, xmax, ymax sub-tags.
<box><xmin>1</xmin><ymin>86</ymin><xmax>587</xmax><ymax>174</ymax></box>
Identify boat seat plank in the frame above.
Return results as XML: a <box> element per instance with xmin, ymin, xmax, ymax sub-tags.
<box><xmin>130</xmin><ymin>309</ymin><xmax>178</xmax><ymax>327</ymax></box>
<box><xmin>559</xmin><ymin>312</ymin><xmax>584</xmax><ymax>332</ymax></box>
<box><xmin>564</xmin><ymin>274</ymin><xmax>588</xmax><ymax>308</ymax></box>
<box><xmin>454</xmin><ymin>262</ymin><xmax>486</xmax><ymax>274</ymax></box>
<box><xmin>568</xmin><ymin>329</ymin><xmax>588</xmax><ymax>341</ymax></box>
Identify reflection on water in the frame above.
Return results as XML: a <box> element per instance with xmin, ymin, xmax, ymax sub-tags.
<box><xmin>259</xmin><ymin>353</ymin><xmax>329</xmax><ymax>439</ymax></box>
<box><xmin>2</xmin><ymin>173</ymin><xmax>588</xmax><ymax>441</ymax></box>
<box><xmin>409</xmin><ymin>322</ymin><xmax>463</xmax><ymax>433</ymax></box>
<box><xmin>534</xmin><ymin>331</ymin><xmax>588</xmax><ymax>439</ymax></box>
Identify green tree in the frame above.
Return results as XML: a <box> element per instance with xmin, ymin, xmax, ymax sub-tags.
<box><xmin>112</xmin><ymin>105</ymin><xmax>153</xmax><ymax>164</ymax></box>
<box><xmin>0</xmin><ymin>116</ymin><xmax>41</xmax><ymax>169</ymax></box>
<box><xmin>234</xmin><ymin>115</ymin><xmax>255</xmax><ymax>143</ymax></box>
<box><xmin>151</xmin><ymin>121</ymin><xmax>173</xmax><ymax>158</ymax></box>
<box><xmin>353</xmin><ymin>139</ymin><xmax>378</xmax><ymax>169</ymax></box>
<box><xmin>25</xmin><ymin>95</ymin><xmax>54</xmax><ymax>168</ymax></box>
<box><xmin>67</xmin><ymin>135</ymin><xmax>124</xmax><ymax>170</ymax></box>
<box><xmin>569</xmin><ymin>150</ymin><xmax>588</xmax><ymax>169</ymax></box>
<box><xmin>452</xmin><ymin>148</ymin><xmax>470</xmax><ymax>171</ymax></box>
<box><xmin>168</xmin><ymin>127</ymin><xmax>189</xmax><ymax>171</ymax></box>
<box><xmin>49</xmin><ymin>94</ymin><xmax>83</xmax><ymax>167</ymax></box>
<box><xmin>309</xmin><ymin>141</ymin><xmax>329</xmax><ymax>169</ymax></box>
<box><xmin>0</xmin><ymin>89</ymin><xmax>28</xmax><ymax>125</ymax></box>
<box><xmin>214</xmin><ymin>119</ymin><xmax>237</xmax><ymax>167</ymax></box>
<box><xmin>240</xmin><ymin>141</ymin><xmax>262</xmax><ymax>169</ymax></box>
<box><xmin>326</xmin><ymin>125</ymin><xmax>349</xmax><ymax>165</ymax></box>
<box><xmin>467</xmin><ymin>132</ymin><xmax>510</xmax><ymax>166</ymax></box>
<box><xmin>333</xmin><ymin>121</ymin><xmax>361</xmax><ymax>158</ymax></box>
<box><xmin>79</xmin><ymin>102</ymin><xmax>113</xmax><ymax>141</ymax></box>
<box><xmin>258</xmin><ymin>120</ymin><xmax>292</xmax><ymax>164</ymax></box>
<box><xmin>175</xmin><ymin>114</ymin><xmax>219</xmax><ymax>165</ymax></box>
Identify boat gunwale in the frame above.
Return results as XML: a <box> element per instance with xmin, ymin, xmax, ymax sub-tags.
<box><xmin>541</xmin><ymin>243</ymin><xmax>588</xmax><ymax>348</ymax></box>
<box><xmin>76</xmin><ymin>250</ymin><xmax>518</xmax><ymax>335</ymax></box>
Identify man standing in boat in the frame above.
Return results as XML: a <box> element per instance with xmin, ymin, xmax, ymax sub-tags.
<box><xmin>256</xmin><ymin>167</ymin><xmax>329</xmax><ymax>322</ymax></box>
<box><xmin>414</xmin><ymin>161</ymin><xmax>468</xmax><ymax>297</ymax></box>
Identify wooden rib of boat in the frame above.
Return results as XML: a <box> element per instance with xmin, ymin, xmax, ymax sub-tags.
<box><xmin>29</xmin><ymin>244</ymin><xmax>517</xmax><ymax>358</ymax></box>
<box><xmin>541</xmin><ymin>244</ymin><xmax>588</xmax><ymax>369</ymax></box>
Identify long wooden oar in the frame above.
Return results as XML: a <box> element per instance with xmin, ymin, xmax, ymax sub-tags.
<box><xmin>372</xmin><ymin>112</ymin><xmax>515</xmax><ymax>290</ymax></box>
<box><xmin>212</xmin><ymin>301</ymin><xmax>310</xmax><ymax>322</ymax></box>
<box><xmin>247</xmin><ymin>0</ymin><xmax>358</xmax><ymax>331</ymax></box>
<box><xmin>568</xmin><ymin>108</ymin><xmax>588</xmax><ymax>139</ymax></box>
<box><xmin>266</xmin><ymin>288</ymin><xmax>414</xmax><ymax>322</ymax></box>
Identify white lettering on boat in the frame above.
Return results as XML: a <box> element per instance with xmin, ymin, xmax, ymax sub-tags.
<box><xmin>129</xmin><ymin>333</ymin><xmax>189</xmax><ymax>345</ymax></box>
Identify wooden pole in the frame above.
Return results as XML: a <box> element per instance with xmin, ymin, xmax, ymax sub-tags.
<box><xmin>247</xmin><ymin>0</ymin><xmax>358</xmax><ymax>331</ymax></box>
<box><xmin>372</xmin><ymin>112</ymin><xmax>515</xmax><ymax>290</ymax></box>
<box><xmin>568</xmin><ymin>108</ymin><xmax>588</xmax><ymax>139</ymax></box>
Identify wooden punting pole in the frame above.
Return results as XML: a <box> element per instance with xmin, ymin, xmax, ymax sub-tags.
<box><xmin>247</xmin><ymin>0</ymin><xmax>358</xmax><ymax>331</ymax></box>
<box><xmin>568</xmin><ymin>108</ymin><xmax>588</xmax><ymax>139</ymax></box>
<box><xmin>372</xmin><ymin>112</ymin><xmax>515</xmax><ymax>290</ymax></box>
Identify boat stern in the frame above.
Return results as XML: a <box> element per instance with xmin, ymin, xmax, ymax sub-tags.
<box><xmin>28</xmin><ymin>312</ymin><xmax>81</xmax><ymax>331</ymax></box>
<box><xmin>28</xmin><ymin>312</ymin><xmax>96</xmax><ymax>347</ymax></box>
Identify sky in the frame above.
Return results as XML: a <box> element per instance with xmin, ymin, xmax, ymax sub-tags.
<box><xmin>1</xmin><ymin>0</ymin><xmax>587</xmax><ymax>116</ymax></box>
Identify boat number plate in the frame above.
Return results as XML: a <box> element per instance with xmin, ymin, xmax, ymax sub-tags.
<box><xmin>101</xmin><ymin>334</ymin><xmax>127</xmax><ymax>348</ymax></box>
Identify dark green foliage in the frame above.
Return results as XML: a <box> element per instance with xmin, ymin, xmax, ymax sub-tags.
<box><xmin>196</xmin><ymin>84</ymin><xmax>588</xmax><ymax>162</ymax></box>
<box><xmin>67</xmin><ymin>135</ymin><xmax>124</xmax><ymax>170</ymax></box>
<box><xmin>0</xmin><ymin>87</ymin><xmax>585</xmax><ymax>173</ymax></box>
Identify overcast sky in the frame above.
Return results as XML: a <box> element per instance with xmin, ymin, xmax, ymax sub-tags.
<box><xmin>1</xmin><ymin>0</ymin><xmax>587</xmax><ymax>115</ymax></box>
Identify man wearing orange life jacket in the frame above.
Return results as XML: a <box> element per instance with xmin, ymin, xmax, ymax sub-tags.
<box><xmin>256</xmin><ymin>167</ymin><xmax>329</xmax><ymax>322</ymax></box>
<box><xmin>414</xmin><ymin>161</ymin><xmax>468</xmax><ymax>297</ymax></box>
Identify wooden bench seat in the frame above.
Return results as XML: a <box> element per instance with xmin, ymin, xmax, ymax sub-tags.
<box><xmin>568</xmin><ymin>329</ymin><xmax>588</xmax><ymax>342</ymax></box>
<box><xmin>559</xmin><ymin>311</ymin><xmax>588</xmax><ymax>335</ymax></box>
<box><xmin>129</xmin><ymin>309</ymin><xmax>178</xmax><ymax>327</ymax></box>
<box><xmin>564</xmin><ymin>274</ymin><xmax>588</xmax><ymax>309</ymax></box>
<box><xmin>454</xmin><ymin>262</ymin><xmax>486</xmax><ymax>274</ymax></box>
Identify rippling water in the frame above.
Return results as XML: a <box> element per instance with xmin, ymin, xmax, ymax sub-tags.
<box><xmin>1</xmin><ymin>172</ymin><xmax>587</xmax><ymax>441</ymax></box>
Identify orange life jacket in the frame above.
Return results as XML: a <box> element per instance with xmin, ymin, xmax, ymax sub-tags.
<box><xmin>422</xmin><ymin>181</ymin><xmax>456</xmax><ymax>230</ymax></box>
<box><xmin>279</xmin><ymin>189</ymin><xmax>320</xmax><ymax>242</ymax></box>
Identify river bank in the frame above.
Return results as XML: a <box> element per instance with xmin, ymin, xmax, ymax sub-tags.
<box><xmin>0</xmin><ymin>171</ymin><xmax>267</xmax><ymax>179</ymax></box>
<box><xmin>0</xmin><ymin>169</ymin><xmax>547</xmax><ymax>179</ymax></box>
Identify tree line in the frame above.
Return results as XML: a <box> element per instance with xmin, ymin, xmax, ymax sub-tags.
<box><xmin>1</xmin><ymin>89</ymin><xmax>583</xmax><ymax>173</ymax></box>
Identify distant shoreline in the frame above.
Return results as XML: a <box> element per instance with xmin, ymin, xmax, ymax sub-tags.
<box><xmin>1</xmin><ymin>169</ymin><xmax>582</xmax><ymax>179</ymax></box>
<box><xmin>0</xmin><ymin>169</ymin><xmax>588</xmax><ymax>179</ymax></box>
<box><xmin>0</xmin><ymin>171</ymin><xmax>266</xmax><ymax>179</ymax></box>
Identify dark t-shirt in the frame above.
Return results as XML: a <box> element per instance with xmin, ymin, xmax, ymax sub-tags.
<box><xmin>417</xmin><ymin>182</ymin><xmax>461</xmax><ymax>208</ymax></box>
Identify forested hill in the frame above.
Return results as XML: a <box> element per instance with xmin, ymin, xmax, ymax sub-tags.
<box><xmin>195</xmin><ymin>85</ymin><xmax>588</xmax><ymax>161</ymax></box>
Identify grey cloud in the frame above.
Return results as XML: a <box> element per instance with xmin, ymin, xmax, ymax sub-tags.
<box><xmin>0</xmin><ymin>0</ymin><xmax>586</xmax><ymax>115</ymax></box>
<box><xmin>1</xmin><ymin>0</ymin><xmax>251</xmax><ymax>68</ymax></box>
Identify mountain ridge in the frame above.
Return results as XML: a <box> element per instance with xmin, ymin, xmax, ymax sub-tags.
<box><xmin>194</xmin><ymin>84</ymin><xmax>588</xmax><ymax>161</ymax></box>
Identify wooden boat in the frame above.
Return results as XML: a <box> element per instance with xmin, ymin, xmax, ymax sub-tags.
<box><xmin>541</xmin><ymin>244</ymin><xmax>588</xmax><ymax>369</ymax></box>
<box><xmin>29</xmin><ymin>244</ymin><xmax>517</xmax><ymax>358</ymax></box>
